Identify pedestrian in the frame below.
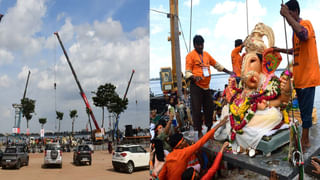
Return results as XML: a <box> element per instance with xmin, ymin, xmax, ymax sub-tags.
<box><xmin>274</xmin><ymin>0</ymin><xmax>320</xmax><ymax>151</ymax></box>
<box><xmin>185</xmin><ymin>35</ymin><xmax>233</xmax><ymax>138</ymax></box>
<box><xmin>108</xmin><ymin>141</ymin><xmax>112</xmax><ymax>154</ymax></box>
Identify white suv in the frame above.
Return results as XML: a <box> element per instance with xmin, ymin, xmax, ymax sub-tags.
<box><xmin>112</xmin><ymin>144</ymin><xmax>149</xmax><ymax>173</ymax></box>
<box><xmin>43</xmin><ymin>143</ymin><xmax>62</xmax><ymax>168</ymax></box>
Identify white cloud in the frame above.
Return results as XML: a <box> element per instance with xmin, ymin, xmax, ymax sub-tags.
<box><xmin>0</xmin><ymin>75</ymin><xmax>11</xmax><ymax>88</ymax></box>
<box><xmin>211</xmin><ymin>0</ymin><xmax>237</xmax><ymax>14</ymax></box>
<box><xmin>37</xmin><ymin>71</ymin><xmax>54</xmax><ymax>90</ymax></box>
<box><xmin>196</xmin><ymin>27</ymin><xmax>211</xmax><ymax>38</ymax></box>
<box><xmin>213</xmin><ymin>0</ymin><xmax>266</xmax><ymax>40</ymax></box>
<box><xmin>56</xmin><ymin>12</ymin><xmax>65</xmax><ymax>21</ymax></box>
<box><xmin>59</xmin><ymin>17</ymin><xmax>74</xmax><ymax>43</ymax></box>
<box><xmin>0</xmin><ymin>0</ymin><xmax>47</xmax><ymax>56</ymax></box>
<box><xmin>184</xmin><ymin>0</ymin><xmax>200</xmax><ymax>7</ymax></box>
<box><xmin>0</xmin><ymin>49</ymin><xmax>14</xmax><ymax>65</ymax></box>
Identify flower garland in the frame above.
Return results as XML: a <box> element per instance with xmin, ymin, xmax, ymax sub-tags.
<box><xmin>229</xmin><ymin>76</ymin><xmax>281</xmax><ymax>141</ymax></box>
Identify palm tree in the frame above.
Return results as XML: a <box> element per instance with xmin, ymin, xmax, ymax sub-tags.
<box><xmin>56</xmin><ymin>111</ymin><xmax>64</xmax><ymax>133</ymax></box>
<box><xmin>69</xmin><ymin>110</ymin><xmax>78</xmax><ymax>136</ymax></box>
<box><xmin>39</xmin><ymin>118</ymin><xmax>47</xmax><ymax>129</ymax></box>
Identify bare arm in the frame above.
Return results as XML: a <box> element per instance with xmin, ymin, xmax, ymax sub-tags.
<box><xmin>164</xmin><ymin>112</ymin><xmax>173</xmax><ymax>135</ymax></box>
<box><xmin>280</xmin><ymin>4</ymin><xmax>305</xmax><ymax>36</ymax></box>
<box><xmin>273</xmin><ymin>47</ymin><xmax>294</xmax><ymax>55</ymax></box>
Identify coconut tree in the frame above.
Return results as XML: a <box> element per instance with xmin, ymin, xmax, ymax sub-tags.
<box><xmin>39</xmin><ymin>118</ymin><xmax>47</xmax><ymax>129</ymax></box>
<box><xmin>21</xmin><ymin>98</ymin><xmax>36</xmax><ymax>130</ymax></box>
<box><xmin>69</xmin><ymin>110</ymin><xmax>78</xmax><ymax>136</ymax></box>
<box><xmin>56</xmin><ymin>111</ymin><xmax>64</xmax><ymax>132</ymax></box>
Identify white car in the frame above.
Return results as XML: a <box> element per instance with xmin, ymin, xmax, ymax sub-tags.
<box><xmin>112</xmin><ymin>144</ymin><xmax>149</xmax><ymax>173</ymax></box>
<box><xmin>43</xmin><ymin>143</ymin><xmax>62</xmax><ymax>168</ymax></box>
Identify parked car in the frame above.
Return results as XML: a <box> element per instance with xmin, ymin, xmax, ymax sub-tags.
<box><xmin>73</xmin><ymin>145</ymin><xmax>92</xmax><ymax>166</ymax></box>
<box><xmin>1</xmin><ymin>145</ymin><xmax>29</xmax><ymax>169</ymax></box>
<box><xmin>84</xmin><ymin>140</ymin><xmax>94</xmax><ymax>152</ymax></box>
<box><xmin>112</xmin><ymin>144</ymin><xmax>149</xmax><ymax>174</ymax></box>
<box><xmin>43</xmin><ymin>143</ymin><xmax>62</xmax><ymax>168</ymax></box>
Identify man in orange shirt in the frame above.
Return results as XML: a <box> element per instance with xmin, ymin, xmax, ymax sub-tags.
<box><xmin>181</xmin><ymin>141</ymin><xmax>229</xmax><ymax>180</ymax></box>
<box><xmin>158</xmin><ymin>117</ymin><xmax>227</xmax><ymax>180</ymax></box>
<box><xmin>231</xmin><ymin>39</ymin><xmax>244</xmax><ymax>83</ymax></box>
<box><xmin>185</xmin><ymin>35</ymin><xmax>233</xmax><ymax>138</ymax></box>
<box><xmin>274</xmin><ymin>0</ymin><xmax>320</xmax><ymax>151</ymax></box>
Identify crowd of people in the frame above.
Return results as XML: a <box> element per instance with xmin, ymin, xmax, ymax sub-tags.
<box><xmin>150</xmin><ymin>0</ymin><xmax>320</xmax><ymax>179</ymax></box>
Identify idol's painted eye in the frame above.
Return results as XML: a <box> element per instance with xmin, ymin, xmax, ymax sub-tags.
<box><xmin>250</xmin><ymin>58</ymin><xmax>256</xmax><ymax>63</ymax></box>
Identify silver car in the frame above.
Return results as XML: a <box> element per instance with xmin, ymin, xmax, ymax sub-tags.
<box><xmin>43</xmin><ymin>143</ymin><xmax>62</xmax><ymax>168</ymax></box>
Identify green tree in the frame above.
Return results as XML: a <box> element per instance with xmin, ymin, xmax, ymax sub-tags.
<box><xmin>21</xmin><ymin>98</ymin><xmax>36</xmax><ymax>130</ymax></box>
<box><xmin>92</xmin><ymin>83</ymin><xmax>117</xmax><ymax>128</ymax></box>
<box><xmin>69</xmin><ymin>110</ymin><xmax>78</xmax><ymax>136</ymax></box>
<box><xmin>56</xmin><ymin>111</ymin><xmax>64</xmax><ymax>132</ymax></box>
<box><xmin>39</xmin><ymin>118</ymin><xmax>47</xmax><ymax>129</ymax></box>
<box><xmin>109</xmin><ymin>95</ymin><xmax>128</xmax><ymax>141</ymax></box>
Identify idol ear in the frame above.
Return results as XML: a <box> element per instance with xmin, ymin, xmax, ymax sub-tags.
<box><xmin>262</xmin><ymin>48</ymin><xmax>282</xmax><ymax>74</ymax></box>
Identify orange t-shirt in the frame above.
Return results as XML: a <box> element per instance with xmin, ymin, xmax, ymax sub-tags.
<box><xmin>231</xmin><ymin>46</ymin><xmax>243</xmax><ymax>77</ymax></box>
<box><xmin>293</xmin><ymin>19</ymin><xmax>320</xmax><ymax>88</ymax></box>
<box><xmin>158</xmin><ymin>128</ymin><xmax>217</xmax><ymax>180</ymax></box>
<box><xmin>186</xmin><ymin>50</ymin><xmax>217</xmax><ymax>89</ymax></box>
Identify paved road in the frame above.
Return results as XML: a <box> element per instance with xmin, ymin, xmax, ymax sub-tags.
<box><xmin>0</xmin><ymin>151</ymin><xmax>149</xmax><ymax>180</ymax></box>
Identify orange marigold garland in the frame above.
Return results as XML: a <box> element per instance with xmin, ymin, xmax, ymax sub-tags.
<box><xmin>229</xmin><ymin>76</ymin><xmax>281</xmax><ymax>141</ymax></box>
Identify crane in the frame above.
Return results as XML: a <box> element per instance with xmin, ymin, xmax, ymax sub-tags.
<box><xmin>114</xmin><ymin>69</ymin><xmax>135</xmax><ymax>139</ymax></box>
<box><xmin>12</xmin><ymin>70</ymin><xmax>31</xmax><ymax>134</ymax></box>
<box><xmin>54</xmin><ymin>32</ymin><xmax>103</xmax><ymax>141</ymax></box>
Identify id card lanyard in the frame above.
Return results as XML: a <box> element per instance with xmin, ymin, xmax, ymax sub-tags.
<box><xmin>199</xmin><ymin>54</ymin><xmax>209</xmax><ymax>77</ymax></box>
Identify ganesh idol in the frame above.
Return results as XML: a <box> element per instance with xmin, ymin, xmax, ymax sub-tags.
<box><xmin>214</xmin><ymin>23</ymin><xmax>291</xmax><ymax>156</ymax></box>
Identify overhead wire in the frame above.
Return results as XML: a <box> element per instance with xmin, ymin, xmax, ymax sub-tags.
<box><xmin>150</xmin><ymin>7</ymin><xmax>189</xmax><ymax>53</ymax></box>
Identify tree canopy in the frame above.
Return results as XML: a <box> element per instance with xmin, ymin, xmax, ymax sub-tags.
<box><xmin>21</xmin><ymin>98</ymin><xmax>36</xmax><ymax>128</ymax></box>
<box><xmin>39</xmin><ymin>118</ymin><xmax>47</xmax><ymax>128</ymax></box>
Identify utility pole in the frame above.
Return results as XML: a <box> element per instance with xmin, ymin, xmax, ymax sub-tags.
<box><xmin>169</xmin><ymin>0</ymin><xmax>183</xmax><ymax>98</ymax></box>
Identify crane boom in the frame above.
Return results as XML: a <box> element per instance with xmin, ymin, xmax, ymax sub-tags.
<box><xmin>16</xmin><ymin>70</ymin><xmax>31</xmax><ymax>132</ymax></box>
<box><xmin>123</xmin><ymin>69</ymin><xmax>135</xmax><ymax>100</ymax></box>
<box><xmin>54</xmin><ymin>32</ymin><xmax>100</xmax><ymax>130</ymax></box>
<box><xmin>114</xmin><ymin>70</ymin><xmax>135</xmax><ymax>138</ymax></box>
<box><xmin>22</xmin><ymin>71</ymin><xmax>31</xmax><ymax>99</ymax></box>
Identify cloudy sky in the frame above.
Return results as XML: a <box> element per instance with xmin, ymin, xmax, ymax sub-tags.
<box><xmin>150</xmin><ymin>0</ymin><xmax>320</xmax><ymax>79</ymax></box>
<box><xmin>0</xmin><ymin>0</ymin><xmax>149</xmax><ymax>134</ymax></box>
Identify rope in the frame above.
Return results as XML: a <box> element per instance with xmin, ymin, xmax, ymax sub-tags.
<box><xmin>281</xmin><ymin>1</ymin><xmax>303</xmax><ymax>179</ymax></box>
<box><xmin>189</xmin><ymin>0</ymin><xmax>193</xmax><ymax>52</ymax></box>
<box><xmin>246</xmin><ymin>0</ymin><xmax>249</xmax><ymax>35</ymax></box>
<box><xmin>178</xmin><ymin>17</ymin><xmax>189</xmax><ymax>53</ymax></box>
<box><xmin>281</xmin><ymin>0</ymin><xmax>295</xmax><ymax>124</ymax></box>
<box><xmin>150</xmin><ymin>9</ymin><xmax>168</xmax><ymax>16</ymax></box>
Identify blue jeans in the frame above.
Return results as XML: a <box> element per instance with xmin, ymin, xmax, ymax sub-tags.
<box><xmin>296</xmin><ymin>87</ymin><xmax>315</xmax><ymax>128</ymax></box>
